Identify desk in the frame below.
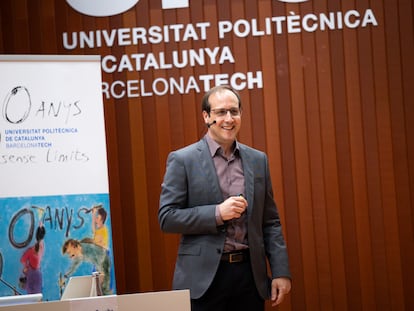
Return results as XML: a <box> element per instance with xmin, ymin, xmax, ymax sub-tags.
<box><xmin>0</xmin><ymin>290</ymin><xmax>190</xmax><ymax>311</ymax></box>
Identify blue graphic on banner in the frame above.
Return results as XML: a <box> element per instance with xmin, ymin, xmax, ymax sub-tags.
<box><xmin>0</xmin><ymin>193</ymin><xmax>116</xmax><ymax>301</ymax></box>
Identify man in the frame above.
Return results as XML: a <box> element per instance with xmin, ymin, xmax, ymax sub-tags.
<box><xmin>159</xmin><ymin>85</ymin><xmax>291</xmax><ymax>310</ymax></box>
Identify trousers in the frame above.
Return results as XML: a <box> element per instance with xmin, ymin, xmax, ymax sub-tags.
<box><xmin>191</xmin><ymin>259</ymin><xmax>264</xmax><ymax>311</ymax></box>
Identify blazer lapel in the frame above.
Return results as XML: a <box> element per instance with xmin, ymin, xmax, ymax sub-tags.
<box><xmin>196</xmin><ymin>138</ymin><xmax>223</xmax><ymax>202</ymax></box>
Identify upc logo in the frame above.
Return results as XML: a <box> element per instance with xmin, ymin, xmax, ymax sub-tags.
<box><xmin>278</xmin><ymin>0</ymin><xmax>308</xmax><ymax>2</ymax></box>
<box><xmin>162</xmin><ymin>0</ymin><xmax>189</xmax><ymax>9</ymax></box>
<box><xmin>66</xmin><ymin>0</ymin><xmax>308</xmax><ymax>17</ymax></box>
<box><xmin>66</xmin><ymin>0</ymin><xmax>189</xmax><ymax>17</ymax></box>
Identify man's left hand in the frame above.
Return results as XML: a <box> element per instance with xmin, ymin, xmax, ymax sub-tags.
<box><xmin>270</xmin><ymin>277</ymin><xmax>291</xmax><ymax>307</ymax></box>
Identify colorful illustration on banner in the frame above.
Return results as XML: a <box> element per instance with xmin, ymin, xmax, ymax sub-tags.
<box><xmin>0</xmin><ymin>194</ymin><xmax>116</xmax><ymax>301</ymax></box>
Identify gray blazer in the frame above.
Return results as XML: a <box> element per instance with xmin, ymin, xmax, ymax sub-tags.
<box><xmin>158</xmin><ymin>137</ymin><xmax>290</xmax><ymax>300</ymax></box>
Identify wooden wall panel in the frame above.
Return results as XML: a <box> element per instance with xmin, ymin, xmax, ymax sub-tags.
<box><xmin>1</xmin><ymin>1</ymin><xmax>413</xmax><ymax>310</ymax></box>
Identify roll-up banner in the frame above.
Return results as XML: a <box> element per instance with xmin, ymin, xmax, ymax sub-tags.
<box><xmin>0</xmin><ymin>55</ymin><xmax>116</xmax><ymax>301</ymax></box>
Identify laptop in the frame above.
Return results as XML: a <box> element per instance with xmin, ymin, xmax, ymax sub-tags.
<box><xmin>61</xmin><ymin>275</ymin><xmax>93</xmax><ymax>300</ymax></box>
<box><xmin>0</xmin><ymin>293</ymin><xmax>42</xmax><ymax>306</ymax></box>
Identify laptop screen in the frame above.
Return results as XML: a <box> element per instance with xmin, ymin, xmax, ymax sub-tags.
<box><xmin>60</xmin><ymin>275</ymin><xmax>93</xmax><ymax>300</ymax></box>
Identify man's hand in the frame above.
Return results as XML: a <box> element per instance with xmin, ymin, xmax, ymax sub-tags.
<box><xmin>271</xmin><ymin>277</ymin><xmax>291</xmax><ymax>307</ymax></box>
<box><xmin>218</xmin><ymin>195</ymin><xmax>248</xmax><ymax>221</ymax></box>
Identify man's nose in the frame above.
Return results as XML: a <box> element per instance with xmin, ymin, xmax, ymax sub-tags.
<box><xmin>224</xmin><ymin>110</ymin><xmax>233</xmax><ymax>120</ymax></box>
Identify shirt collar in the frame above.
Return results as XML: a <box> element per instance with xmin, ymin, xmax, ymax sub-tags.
<box><xmin>204</xmin><ymin>134</ymin><xmax>240</xmax><ymax>157</ymax></box>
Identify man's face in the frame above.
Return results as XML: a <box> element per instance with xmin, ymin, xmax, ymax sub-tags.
<box><xmin>203</xmin><ymin>89</ymin><xmax>242</xmax><ymax>148</ymax></box>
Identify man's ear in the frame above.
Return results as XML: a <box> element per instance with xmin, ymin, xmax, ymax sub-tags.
<box><xmin>202</xmin><ymin>110</ymin><xmax>210</xmax><ymax>124</ymax></box>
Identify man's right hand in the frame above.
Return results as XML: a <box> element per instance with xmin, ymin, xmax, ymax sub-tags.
<box><xmin>218</xmin><ymin>195</ymin><xmax>248</xmax><ymax>221</ymax></box>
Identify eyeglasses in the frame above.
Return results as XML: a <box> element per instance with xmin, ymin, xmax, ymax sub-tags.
<box><xmin>210</xmin><ymin>107</ymin><xmax>241</xmax><ymax>117</ymax></box>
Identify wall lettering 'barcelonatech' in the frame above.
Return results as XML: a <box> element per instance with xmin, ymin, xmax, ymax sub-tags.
<box><xmin>102</xmin><ymin>71</ymin><xmax>263</xmax><ymax>99</ymax></box>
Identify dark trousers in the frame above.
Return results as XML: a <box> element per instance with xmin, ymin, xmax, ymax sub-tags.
<box><xmin>191</xmin><ymin>259</ymin><xmax>264</xmax><ymax>311</ymax></box>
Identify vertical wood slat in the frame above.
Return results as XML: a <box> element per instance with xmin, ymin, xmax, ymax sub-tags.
<box><xmin>399</xmin><ymin>1</ymin><xmax>414</xmax><ymax>307</ymax></box>
<box><xmin>13</xmin><ymin>1</ymin><xmax>29</xmax><ymax>52</ymax></box>
<box><xmin>0</xmin><ymin>1</ymin><xmax>413</xmax><ymax>310</ymax></box>
<box><xmin>315</xmin><ymin>0</ymin><xmax>349</xmax><ymax>309</ymax></box>
<box><xmin>346</xmin><ymin>7</ymin><xmax>372</xmax><ymax>310</ymax></box>
<box><xmin>121</xmin><ymin>7</ymin><xmax>154</xmax><ymax>293</ymax></box>
<box><xmin>371</xmin><ymin>0</ymin><xmax>404</xmax><ymax>302</ymax></box>
<box><xmin>342</xmin><ymin>0</ymin><xmax>375</xmax><ymax>309</ymax></box>
<box><xmin>286</xmin><ymin>1</ymin><xmax>320</xmax><ymax>309</ymax></box>
<box><xmin>272</xmin><ymin>0</ymin><xmax>307</xmax><ymax>309</ymax></box>
<box><xmin>385</xmin><ymin>0</ymin><xmax>414</xmax><ymax>308</ymax></box>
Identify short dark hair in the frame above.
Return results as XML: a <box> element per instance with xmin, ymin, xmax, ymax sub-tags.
<box><xmin>201</xmin><ymin>85</ymin><xmax>242</xmax><ymax>115</ymax></box>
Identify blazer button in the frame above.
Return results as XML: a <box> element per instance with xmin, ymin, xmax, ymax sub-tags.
<box><xmin>216</xmin><ymin>249</ymin><xmax>222</xmax><ymax>254</ymax></box>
